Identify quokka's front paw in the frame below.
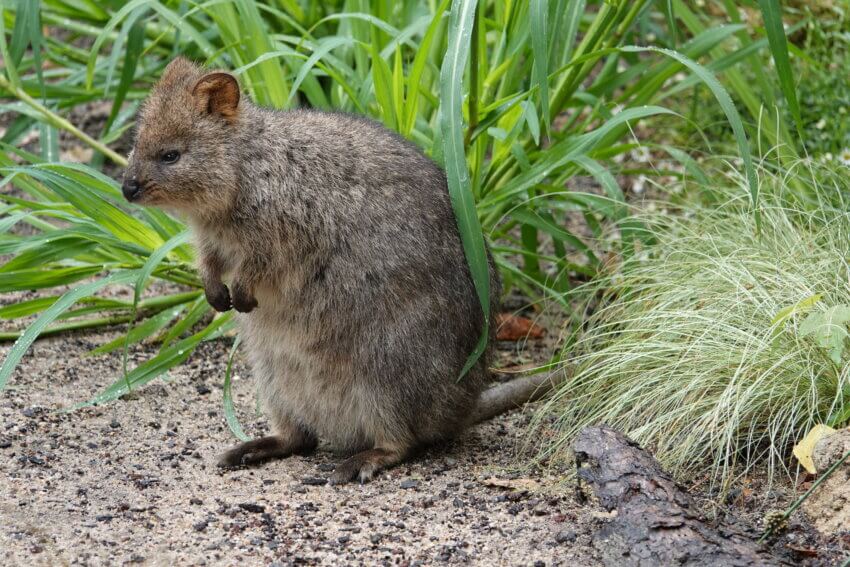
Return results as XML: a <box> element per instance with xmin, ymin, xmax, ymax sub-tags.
<box><xmin>205</xmin><ymin>282</ymin><xmax>232</xmax><ymax>312</ymax></box>
<box><xmin>230</xmin><ymin>285</ymin><xmax>258</xmax><ymax>313</ymax></box>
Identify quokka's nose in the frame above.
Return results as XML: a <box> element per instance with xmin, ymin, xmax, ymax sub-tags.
<box><xmin>122</xmin><ymin>177</ymin><xmax>141</xmax><ymax>201</ymax></box>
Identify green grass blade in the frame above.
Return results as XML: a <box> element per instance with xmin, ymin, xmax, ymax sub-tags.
<box><xmin>529</xmin><ymin>0</ymin><xmax>550</xmax><ymax>138</ymax></box>
<box><xmin>482</xmin><ymin>106</ymin><xmax>678</xmax><ymax>208</ymax></box>
<box><xmin>103</xmin><ymin>12</ymin><xmax>144</xmax><ymax>135</ymax></box>
<box><xmin>662</xmin><ymin>0</ymin><xmax>676</xmax><ymax>46</ymax></box>
<box><xmin>82</xmin><ymin>312</ymin><xmax>235</xmax><ymax>406</ymax></box>
<box><xmin>10</xmin><ymin>164</ymin><xmax>164</xmax><ymax>250</ymax></box>
<box><xmin>88</xmin><ymin>304</ymin><xmax>185</xmax><ymax>356</ymax></box>
<box><xmin>0</xmin><ymin>270</ymin><xmax>139</xmax><ymax>390</ymax></box>
<box><xmin>756</xmin><ymin>0</ymin><xmax>802</xmax><ymax>140</ymax></box>
<box><xmin>0</xmin><ymin>265</ymin><xmax>105</xmax><ymax>292</ymax></box>
<box><xmin>134</xmin><ymin>230</ymin><xmax>190</xmax><ymax>303</ymax></box>
<box><xmin>0</xmin><ymin>296</ymin><xmax>60</xmax><ymax>319</ymax></box>
<box><xmin>622</xmin><ymin>46</ymin><xmax>759</xmax><ymax>229</ymax></box>
<box><xmin>0</xmin><ymin>235</ymin><xmax>97</xmax><ymax>272</ymax></box>
<box><xmin>439</xmin><ymin>0</ymin><xmax>489</xmax><ymax>378</ymax></box>
<box><xmin>370</xmin><ymin>32</ymin><xmax>396</xmax><ymax>130</ymax></box>
<box><xmin>286</xmin><ymin>36</ymin><xmax>353</xmax><ymax>106</ymax></box>
<box><xmin>158</xmin><ymin>295</ymin><xmax>209</xmax><ymax>349</ymax></box>
<box><xmin>0</xmin><ymin>6</ymin><xmax>21</xmax><ymax>89</ymax></box>
<box><xmin>403</xmin><ymin>0</ymin><xmax>449</xmax><ymax>136</ymax></box>
<box><xmin>223</xmin><ymin>335</ymin><xmax>250</xmax><ymax>442</ymax></box>
<box><xmin>511</xmin><ymin>207</ymin><xmax>598</xmax><ymax>265</ymax></box>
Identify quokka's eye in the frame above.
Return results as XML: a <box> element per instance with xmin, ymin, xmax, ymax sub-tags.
<box><xmin>161</xmin><ymin>150</ymin><xmax>180</xmax><ymax>164</ymax></box>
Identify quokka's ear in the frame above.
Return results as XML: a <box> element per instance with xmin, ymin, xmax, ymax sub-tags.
<box><xmin>192</xmin><ymin>72</ymin><xmax>241</xmax><ymax>122</ymax></box>
<box><xmin>160</xmin><ymin>56</ymin><xmax>199</xmax><ymax>86</ymax></box>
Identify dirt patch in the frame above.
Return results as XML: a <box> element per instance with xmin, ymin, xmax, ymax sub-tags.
<box><xmin>0</xmin><ymin>291</ymin><xmax>842</xmax><ymax>565</ymax></box>
<box><xmin>0</xmin><ymin>332</ymin><xmax>602</xmax><ymax>566</ymax></box>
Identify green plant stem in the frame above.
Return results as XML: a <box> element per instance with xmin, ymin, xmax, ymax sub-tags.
<box><xmin>0</xmin><ymin>74</ymin><xmax>127</xmax><ymax>166</ymax></box>
<box><xmin>0</xmin><ymin>291</ymin><xmax>202</xmax><ymax>342</ymax></box>
<box><xmin>759</xmin><ymin>449</ymin><xmax>850</xmax><ymax>542</ymax></box>
<box><xmin>0</xmin><ymin>314</ymin><xmax>133</xmax><ymax>340</ymax></box>
<box><xmin>137</xmin><ymin>290</ymin><xmax>202</xmax><ymax>310</ymax></box>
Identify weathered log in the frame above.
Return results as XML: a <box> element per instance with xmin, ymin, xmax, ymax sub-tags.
<box><xmin>574</xmin><ymin>426</ymin><xmax>785</xmax><ymax>566</ymax></box>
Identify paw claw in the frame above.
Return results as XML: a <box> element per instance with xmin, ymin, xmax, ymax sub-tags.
<box><xmin>217</xmin><ymin>448</ymin><xmax>256</xmax><ymax>468</ymax></box>
<box><xmin>231</xmin><ymin>289</ymin><xmax>258</xmax><ymax>313</ymax></box>
<box><xmin>329</xmin><ymin>457</ymin><xmax>382</xmax><ymax>485</ymax></box>
<box><xmin>205</xmin><ymin>283</ymin><xmax>232</xmax><ymax>312</ymax></box>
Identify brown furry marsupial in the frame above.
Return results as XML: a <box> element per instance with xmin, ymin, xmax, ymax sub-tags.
<box><xmin>123</xmin><ymin>57</ymin><xmax>555</xmax><ymax>484</ymax></box>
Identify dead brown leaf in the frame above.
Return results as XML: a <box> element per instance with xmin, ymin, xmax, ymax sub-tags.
<box><xmin>494</xmin><ymin>313</ymin><xmax>546</xmax><ymax>341</ymax></box>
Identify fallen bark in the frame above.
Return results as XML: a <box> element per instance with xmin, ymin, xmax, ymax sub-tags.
<box><xmin>573</xmin><ymin>426</ymin><xmax>785</xmax><ymax>566</ymax></box>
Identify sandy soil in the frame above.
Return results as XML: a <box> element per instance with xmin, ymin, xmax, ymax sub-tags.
<box><xmin>0</xmin><ymin>330</ymin><xmax>602</xmax><ymax>566</ymax></box>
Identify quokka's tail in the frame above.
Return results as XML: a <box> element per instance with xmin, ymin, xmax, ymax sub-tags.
<box><xmin>472</xmin><ymin>369</ymin><xmax>568</xmax><ymax>423</ymax></box>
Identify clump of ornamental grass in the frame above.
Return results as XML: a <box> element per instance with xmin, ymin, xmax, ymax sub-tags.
<box><xmin>532</xmin><ymin>161</ymin><xmax>850</xmax><ymax>491</ymax></box>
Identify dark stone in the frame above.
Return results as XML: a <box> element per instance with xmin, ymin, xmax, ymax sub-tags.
<box><xmin>238</xmin><ymin>502</ymin><xmax>265</xmax><ymax>514</ymax></box>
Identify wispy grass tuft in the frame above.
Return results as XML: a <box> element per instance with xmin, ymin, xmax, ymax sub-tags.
<box><xmin>531</xmin><ymin>161</ymin><xmax>850</xmax><ymax>491</ymax></box>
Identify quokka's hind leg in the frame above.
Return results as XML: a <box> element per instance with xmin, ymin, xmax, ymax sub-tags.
<box><xmin>217</xmin><ymin>418</ymin><xmax>316</xmax><ymax>468</ymax></box>
<box><xmin>329</xmin><ymin>443</ymin><xmax>409</xmax><ymax>485</ymax></box>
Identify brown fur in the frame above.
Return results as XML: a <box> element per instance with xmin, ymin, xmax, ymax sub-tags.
<box><xmin>124</xmin><ymin>57</ymin><xmax>549</xmax><ymax>484</ymax></box>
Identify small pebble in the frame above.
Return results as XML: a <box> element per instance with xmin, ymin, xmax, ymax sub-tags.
<box><xmin>555</xmin><ymin>530</ymin><xmax>577</xmax><ymax>544</ymax></box>
<box><xmin>238</xmin><ymin>503</ymin><xmax>265</xmax><ymax>514</ymax></box>
<box><xmin>400</xmin><ymin>479</ymin><xmax>419</xmax><ymax>490</ymax></box>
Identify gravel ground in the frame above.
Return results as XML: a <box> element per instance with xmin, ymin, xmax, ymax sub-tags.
<box><xmin>0</xmin><ymin>330</ymin><xmax>602</xmax><ymax>566</ymax></box>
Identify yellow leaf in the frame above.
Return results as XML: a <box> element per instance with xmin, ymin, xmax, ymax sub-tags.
<box><xmin>793</xmin><ymin>424</ymin><xmax>836</xmax><ymax>474</ymax></box>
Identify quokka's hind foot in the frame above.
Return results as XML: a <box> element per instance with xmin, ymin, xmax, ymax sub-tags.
<box><xmin>329</xmin><ymin>446</ymin><xmax>407</xmax><ymax>485</ymax></box>
<box><xmin>217</xmin><ymin>426</ymin><xmax>316</xmax><ymax>468</ymax></box>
